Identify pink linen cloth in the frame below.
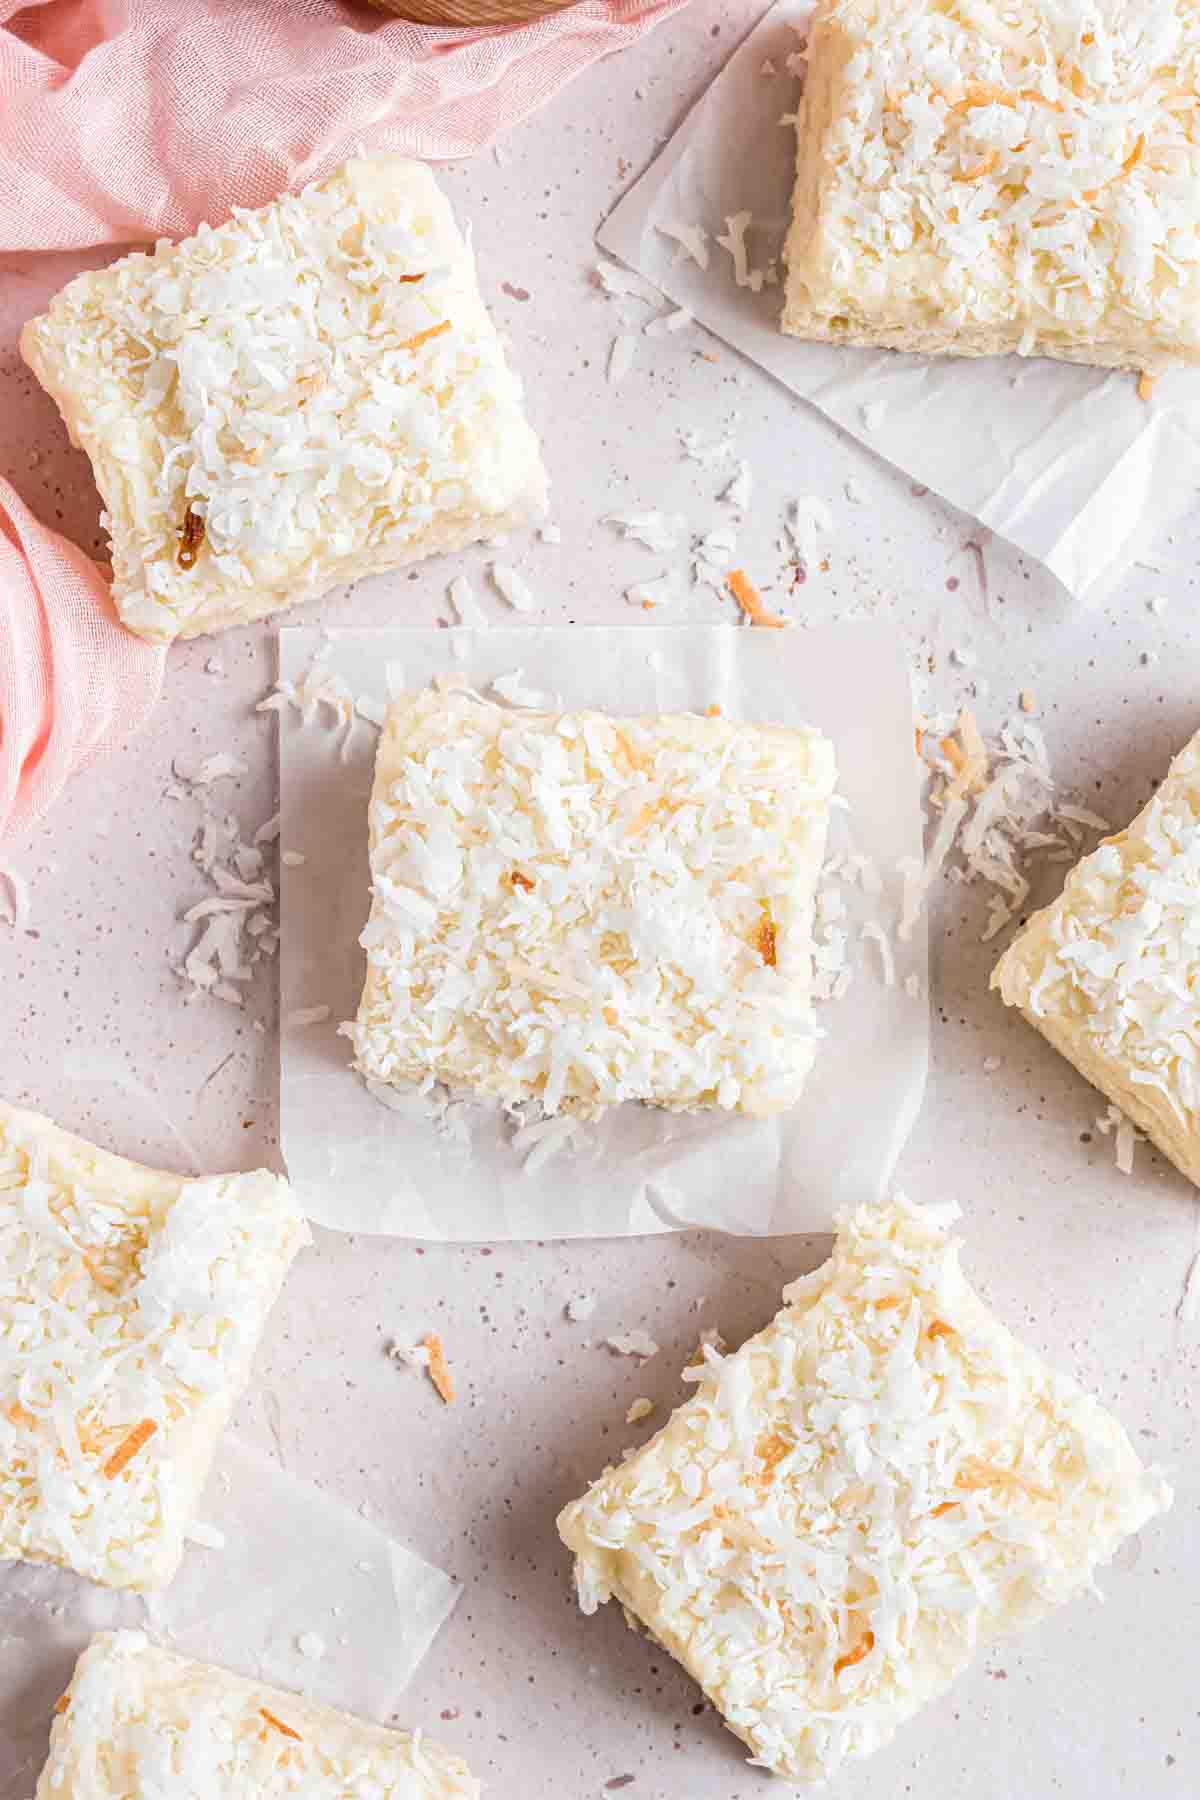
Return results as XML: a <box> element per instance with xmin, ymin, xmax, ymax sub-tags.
<box><xmin>0</xmin><ymin>0</ymin><xmax>686</xmax><ymax>844</ymax></box>
<box><xmin>0</xmin><ymin>476</ymin><xmax>165</xmax><ymax>843</ymax></box>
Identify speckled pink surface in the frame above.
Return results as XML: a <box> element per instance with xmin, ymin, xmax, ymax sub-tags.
<box><xmin>1</xmin><ymin>6</ymin><xmax>1197</xmax><ymax>1795</ymax></box>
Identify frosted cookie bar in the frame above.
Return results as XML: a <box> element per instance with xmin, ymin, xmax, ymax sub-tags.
<box><xmin>993</xmin><ymin>726</ymin><xmax>1200</xmax><ymax>1184</ymax></box>
<box><xmin>558</xmin><ymin>1195</ymin><xmax>1170</xmax><ymax>1786</ymax></box>
<box><xmin>36</xmin><ymin>1631</ymin><xmax>480</xmax><ymax>1800</ymax></box>
<box><xmin>783</xmin><ymin>1</ymin><xmax>1200</xmax><ymax>371</ymax></box>
<box><xmin>20</xmin><ymin>157</ymin><xmax>547</xmax><ymax>643</ymax></box>
<box><xmin>0</xmin><ymin>1102</ymin><xmax>309</xmax><ymax>1590</ymax></box>
<box><xmin>349</xmin><ymin>689</ymin><xmax>837</xmax><ymax>1119</ymax></box>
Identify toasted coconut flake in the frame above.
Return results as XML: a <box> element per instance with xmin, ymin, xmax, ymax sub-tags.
<box><xmin>833</xmin><ymin>1631</ymin><xmax>875</xmax><ymax>1677</ymax></box>
<box><xmin>102</xmin><ymin>1417</ymin><xmax>158</xmax><ymax>1478</ymax></box>
<box><xmin>176</xmin><ymin>507</ymin><xmax>205</xmax><ymax>571</ymax></box>
<box><xmin>6</xmin><ymin>1399</ymin><xmax>37</xmax><ymax>1429</ymax></box>
<box><xmin>399</xmin><ymin>320</ymin><xmax>451</xmax><ymax>354</ymax></box>
<box><xmin>422</xmin><ymin>1332</ymin><xmax>456</xmax><ymax>1404</ymax></box>
<box><xmin>926</xmin><ymin>1318</ymin><xmax>956</xmax><ymax>1340</ymax></box>
<box><xmin>755</xmin><ymin>903</ymin><xmax>778</xmax><ymax>967</ymax></box>
<box><xmin>1138</xmin><ymin>370</ymin><xmax>1156</xmax><ymax>402</ymax></box>
<box><xmin>260</xmin><ymin>1707</ymin><xmax>303</xmax><ymax>1742</ymax></box>
<box><xmin>727</xmin><ymin>568</ymin><xmax>787</xmax><ymax>629</ymax></box>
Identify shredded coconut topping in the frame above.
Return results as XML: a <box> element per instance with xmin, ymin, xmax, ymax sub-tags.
<box><xmin>559</xmin><ymin>1194</ymin><xmax>1171</xmax><ymax>1786</ymax></box>
<box><xmin>993</xmin><ymin>726</ymin><xmax>1200</xmax><ymax>1182</ymax></box>
<box><xmin>348</xmin><ymin>690</ymin><xmax>836</xmax><ymax>1120</ymax></box>
<box><xmin>44</xmin><ymin>1632</ymin><xmax>480</xmax><ymax>1797</ymax></box>
<box><xmin>784</xmin><ymin>1</ymin><xmax>1200</xmax><ymax>369</ymax></box>
<box><xmin>20</xmin><ymin>157</ymin><xmax>546</xmax><ymax>643</ymax></box>
<box><xmin>0</xmin><ymin>1105</ymin><xmax>307</xmax><ymax>1589</ymax></box>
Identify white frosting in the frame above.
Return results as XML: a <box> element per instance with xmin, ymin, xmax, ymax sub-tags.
<box><xmin>349</xmin><ymin>689</ymin><xmax>836</xmax><ymax>1119</ymax></box>
<box><xmin>38</xmin><ymin>1631</ymin><xmax>479</xmax><ymax>1800</ymax></box>
<box><xmin>0</xmin><ymin>1104</ymin><xmax>308</xmax><ymax>1590</ymax></box>
<box><xmin>20</xmin><ymin>157</ymin><xmax>547</xmax><ymax>642</ymax></box>
<box><xmin>785</xmin><ymin>1</ymin><xmax>1200</xmax><ymax>364</ymax></box>
<box><xmin>558</xmin><ymin>1195</ymin><xmax>1170</xmax><ymax>1785</ymax></box>
<box><xmin>993</xmin><ymin>726</ymin><xmax>1200</xmax><ymax>1176</ymax></box>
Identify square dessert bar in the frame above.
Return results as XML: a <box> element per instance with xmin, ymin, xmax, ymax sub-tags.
<box><xmin>20</xmin><ymin>157</ymin><xmax>547</xmax><ymax>642</ymax></box>
<box><xmin>558</xmin><ymin>1195</ymin><xmax>1170</xmax><ymax>1786</ymax></box>
<box><xmin>993</xmin><ymin>725</ymin><xmax>1200</xmax><ymax>1185</ymax></box>
<box><xmin>37</xmin><ymin>1631</ymin><xmax>480</xmax><ymax>1800</ymax></box>
<box><xmin>0</xmin><ymin>1102</ymin><xmax>309</xmax><ymax>1590</ymax></box>
<box><xmin>349</xmin><ymin>689</ymin><xmax>837</xmax><ymax>1119</ymax></box>
<box><xmin>783</xmin><ymin>1</ymin><xmax>1200</xmax><ymax>371</ymax></box>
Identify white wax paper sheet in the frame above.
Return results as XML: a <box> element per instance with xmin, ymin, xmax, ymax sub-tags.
<box><xmin>278</xmin><ymin>622</ymin><xmax>927</xmax><ymax>1241</ymax></box>
<box><xmin>0</xmin><ymin>1438</ymin><xmax>460</xmax><ymax>1800</ymax></box>
<box><xmin>599</xmin><ymin>2</ymin><xmax>1200</xmax><ymax>603</ymax></box>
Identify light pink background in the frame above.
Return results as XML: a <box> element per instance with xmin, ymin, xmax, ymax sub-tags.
<box><xmin>1</xmin><ymin>7</ymin><xmax>1197</xmax><ymax>1795</ymax></box>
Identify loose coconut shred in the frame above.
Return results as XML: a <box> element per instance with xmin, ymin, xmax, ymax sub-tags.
<box><xmin>901</xmin><ymin>709</ymin><xmax>1110</xmax><ymax>943</ymax></box>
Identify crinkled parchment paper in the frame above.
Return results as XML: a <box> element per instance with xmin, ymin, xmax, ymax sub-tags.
<box><xmin>0</xmin><ymin>1439</ymin><xmax>459</xmax><ymax>1799</ymax></box>
<box><xmin>598</xmin><ymin>1</ymin><xmax>1200</xmax><ymax>603</ymax></box>
<box><xmin>278</xmin><ymin>622</ymin><xmax>926</xmax><ymax>1240</ymax></box>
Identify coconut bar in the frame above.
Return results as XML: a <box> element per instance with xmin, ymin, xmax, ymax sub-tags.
<box><xmin>20</xmin><ymin>157</ymin><xmax>547</xmax><ymax>642</ymax></box>
<box><xmin>992</xmin><ymin>726</ymin><xmax>1200</xmax><ymax>1185</ymax></box>
<box><xmin>0</xmin><ymin>1102</ymin><xmax>309</xmax><ymax>1590</ymax></box>
<box><xmin>783</xmin><ymin>1</ymin><xmax>1200</xmax><ymax>372</ymax></box>
<box><xmin>349</xmin><ymin>689</ymin><xmax>837</xmax><ymax>1119</ymax></box>
<box><xmin>558</xmin><ymin>1195</ymin><xmax>1170</xmax><ymax>1786</ymax></box>
<box><xmin>36</xmin><ymin>1631</ymin><xmax>480</xmax><ymax>1800</ymax></box>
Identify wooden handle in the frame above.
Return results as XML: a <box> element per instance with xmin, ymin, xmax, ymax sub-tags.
<box><xmin>369</xmin><ymin>0</ymin><xmax>576</xmax><ymax>22</ymax></box>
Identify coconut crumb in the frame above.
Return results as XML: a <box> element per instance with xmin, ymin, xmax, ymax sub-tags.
<box><xmin>727</xmin><ymin>568</ymin><xmax>787</xmax><ymax>629</ymax></box>
<box><xmin>490</xmin><ymin>562</ymin><xmax>536</xmax><ymax>613</ymax></box>
<box><xmin>605</xmin><ymin>509</ymin><xmax>686</xmax><ymax>553</ymax></box>
<box><xmin>0</xmin><ymin>865</ymin><xmax>31</xmax><ymax>932</ymax></box>
<box><xmin>423</xmin><ymin>1332</ymin><xmax>456</xmax><ymax>1403</ymax></box>
<box><xmin>1095</xmin><ymin>1103</ymin><xmax>1141</xmax><ymax>1173</ymax></box>
<box><xmin>720</xmin><ymin>461</ymin><xmax>753</xmax><ymax>510</ymax></box>
<box><xmin>655</xmin><ymin>219</ymin><xmax>710</xmax><ymax>269</ymax></box>
<box><xmin>860</xmin><ymin>920</ymin><xmax>896</xmax><ymax>987</ymax></box>
<box><xmin>296</xmin><ymin>1631</ymin><xmax>326</xmax><ymax>1661</ymax></box>
<box><xmin>609</xmin><ymin>333</ymin><xmax>638</xmax><ymax>384</ymax></box>
<box><xmin>626</xmin><ymin>1397</ymin><xmax>654</xmax><ymax>1424</ymax></box>
<box><xmin>716</xmin><ymin>211</ymin><xmax>766</xmax><ymax>292</ymax></box>
<box><xmin>606</xmin><ymin>1329</ymin><xmax>659</xmax><ymax>1360</ymax></box>
<box><xmin>567</xmin><ymin>1294</ymin><xmax>597</xmax><ymax>1322</ymax></box>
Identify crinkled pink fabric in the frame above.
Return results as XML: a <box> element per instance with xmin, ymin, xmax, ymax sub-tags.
<box><xmin>0</xmin><ymin>476</ymin><xmax>165</xmax><ymax>842</ymax></box>
<box><xmin>0</xmin><ymin>0</ymin><xmax>689</xmax><ymax>252</ymax></box>
<box><xmin>0</xmin><ymin>0</ymin><xmax>686</xmax><ymax>844</ymax></box>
